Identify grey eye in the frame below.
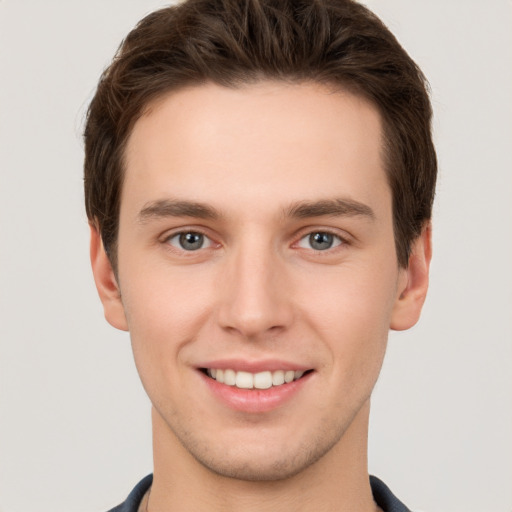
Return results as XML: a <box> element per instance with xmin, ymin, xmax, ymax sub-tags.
<box><xmin>298</xmin><ymin>232</ymin><xmax>342</xmax><ymax>251</ymax></box>
<box><xmin>168</xmin><ymin>232</ymin><xmax>211</xmax><ymax>251</ymax></box>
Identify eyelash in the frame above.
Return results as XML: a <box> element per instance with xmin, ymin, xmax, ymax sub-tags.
<box><xmin>161</xmin><ymin>228</ymin><xmax>350</xmax><ymax>255</ymax></box>
<box><xmin>296</xmin><ymin>230</ymin><xmax>346</xmax><ymax>252</ymax></box>
<box><xmin>164</xmin><ymin>229</ymin><xmax>216</xmax><ymax>253</ymax></box>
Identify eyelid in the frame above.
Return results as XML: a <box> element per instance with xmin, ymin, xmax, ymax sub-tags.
<box><xmin>292</xmin><ymin>226</ymin><xmax>352</xmax><ymax>252</ymax></box>
<box><xmin>160</xmin><ymin>226</ymin><xmax>220</xmax><ymax>251</ymax></box>
<box><xmin>297</xmin><ymin>232</ymin><xmax>342</xmax><ymax>249</ymax></box>
<box><xmin>167</xmin><ymin>232</ymin><xmax>213</xmax><ymax>250</ymax></box>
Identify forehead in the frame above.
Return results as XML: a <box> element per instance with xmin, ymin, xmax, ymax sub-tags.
<box><xmin>122</xmin><ymin>81</ymin><xmax>388</xmax><ymax>219</ymax></box>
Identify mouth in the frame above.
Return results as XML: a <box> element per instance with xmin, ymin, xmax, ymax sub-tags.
<box><xmin>200</xmin><ymin>368</ymin><xmax>313</xmax><ymax>390</ymax></box>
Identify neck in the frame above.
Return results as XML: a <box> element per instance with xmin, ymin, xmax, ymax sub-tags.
<box><xmin>148</xmin><ymin>401</ymin><xmax>378</xmax><ymax>512</ymax></box>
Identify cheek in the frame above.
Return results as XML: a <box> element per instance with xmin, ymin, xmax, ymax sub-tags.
<box><xmin>119</xmin><ymin>264</ymin><xmax>216</xmax><ymax>374</ymax></box>
<box><xmin>299</xmin><ymin>262</ymin><xmax>398</xmax><ymax>369</ymax></box>
<box><xmin>121</xmin><ymin>257</ymin><xmax>213</xmax><ymax>326</ymax></box>
<box><xmin>302</xmin><ymin>259</ymin><xmax>398</xmax><ymax>329</ymax></box>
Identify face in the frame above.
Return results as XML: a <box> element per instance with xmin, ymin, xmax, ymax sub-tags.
<box><xmin>92</xmin><ymin>81</ymin><xmax>429</xmax><ymax>481</ymax></box>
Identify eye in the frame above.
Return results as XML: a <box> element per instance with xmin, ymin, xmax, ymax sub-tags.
<box><xmin>166</xmin><ymin>231</ymin><xmax>213</xmax><ymax>251</ymax></box>
<box><xmin>297</xmin><ymin>231</ymin><xmax>343</xmax><ymax>251</ymax></box>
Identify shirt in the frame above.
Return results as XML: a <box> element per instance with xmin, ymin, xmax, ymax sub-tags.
<box><xmin>107</xmin><ymin>474</ymin><xmax>411</xmax><ymax>511</ymax></box>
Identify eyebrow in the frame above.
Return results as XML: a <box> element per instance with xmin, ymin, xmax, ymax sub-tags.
<box><xmin>138</xmin><ymin>199</ymin><xmax>221</xmax><ymax>223</ymax></box>
<box><xmin>285</xmin><ymin>198</ymin><xmax>375</xmax><ymax>220</ymax></box>
<box><xmin>137</xmin><ymin>197</ymin><xmax>375</xmax><ymax>223</ymax></box>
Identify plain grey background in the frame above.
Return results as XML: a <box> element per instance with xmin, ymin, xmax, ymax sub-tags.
<box><xmin>1</xmin><ymin>1</ymin><xmax>511</xmax><ymax>511</ymax></box>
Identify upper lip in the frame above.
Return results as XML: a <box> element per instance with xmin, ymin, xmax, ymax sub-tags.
<box><xmin>197</xmin><ymin>359</ymin><xmax>313</xmax><ymax>373</ymax></box>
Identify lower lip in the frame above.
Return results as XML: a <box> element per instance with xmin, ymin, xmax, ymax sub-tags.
<box><xmin>200</xmin><ymin>371</ymin><xmax>313</xmax><ymax>413</ymax></box>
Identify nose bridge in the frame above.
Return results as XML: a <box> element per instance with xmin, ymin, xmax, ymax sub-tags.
<box><xmin>217</xmin><ymin>232</ymin><xmax>292</xmax><ymax>338</ymax></box>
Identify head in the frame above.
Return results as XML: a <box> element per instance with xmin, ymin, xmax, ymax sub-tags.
<box><xmin>84</xmin><ymin>0</ymin><xmax>436</xmax><ymax>484</ymax></box>
<box><xmin>84</xmin><ymin>0</ymin><xmax>436</xmax><ymax>272</ymax></box>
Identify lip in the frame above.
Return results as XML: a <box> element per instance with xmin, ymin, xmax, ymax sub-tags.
<box><xmin>197</xmin><ymin>358</ymin><xmax>311</xmax><ymax>373</ymax></box>
<box><xmin>197</xmin><ymin>360</ymin><xmax>314</xmax><ymax>413</ymax></box>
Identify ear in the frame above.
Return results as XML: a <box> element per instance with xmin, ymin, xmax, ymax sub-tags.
<box><xmin>89</xmin><ymin>223</ymin><xmax>128</xmax><ymax>331</ymax></box>
<box><xmin>390</xmin><ymin>223</ymin><xmax>432</xmax><ymax>331</ymax></box>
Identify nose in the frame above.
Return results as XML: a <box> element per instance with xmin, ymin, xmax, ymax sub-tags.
<box><xmin>216</xmin><ymin>239</ymin><xmax>293</xmax><ymax>340</ymax></box>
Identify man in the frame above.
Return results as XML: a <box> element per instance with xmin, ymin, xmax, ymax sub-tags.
<box><xmin>84</xmin><ymin>0</ymin><xmax>436</xmax><ymax>510</ymax></box>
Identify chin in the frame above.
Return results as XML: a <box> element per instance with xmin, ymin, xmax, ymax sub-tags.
<box><xmin>179</xmin><ymin>422</ymin><xmax>345</xmax><ymax>482</ymax></box>
<box><xmin>194</xmin><ymin>447</ymin><xmax>327</xmax><ymax>482</ymax></box>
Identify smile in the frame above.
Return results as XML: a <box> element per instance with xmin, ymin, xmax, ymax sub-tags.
<box><xmin>205</xmin><ymin>368</ymin><xmax>308</xmax><ymax>389</ymax></box>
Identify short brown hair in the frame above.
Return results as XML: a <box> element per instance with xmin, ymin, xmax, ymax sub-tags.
<box><xmin>84</xmin><ymin>0</ymin><xmax>437</xmax><ymax>269</ymax></box>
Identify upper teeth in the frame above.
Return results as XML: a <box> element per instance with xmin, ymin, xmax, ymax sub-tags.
<box><xmin>207</xmin><ymin>369</ymin><xmax>305</xmax><ymax>389</ymax></box>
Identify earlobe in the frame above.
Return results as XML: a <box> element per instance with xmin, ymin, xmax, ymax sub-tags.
<box><xmin>89</xmin><ymin>223</ymin><xmax>129</xmax><ymax>331</ymax></box>
<box><xmin>390</xmin><ymin>223</ymin><xmax>432</xmax><ymax>331</ymax></box>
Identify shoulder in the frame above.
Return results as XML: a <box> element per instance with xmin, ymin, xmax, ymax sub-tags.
<box><xmin>370</xmin><ymin>475</ymin><xmax>412</xmax><ymax>512</ymax></box>
<box><xmin>107</xmin><ymin>474</ymin><xmax>153</xmax><ymax>512</ymax></box>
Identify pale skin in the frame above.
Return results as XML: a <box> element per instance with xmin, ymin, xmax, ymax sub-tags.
<box><xmin>91</xmin><ymin>81</ymin><xmax>431</xmax><ymax>512</ymax></box>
